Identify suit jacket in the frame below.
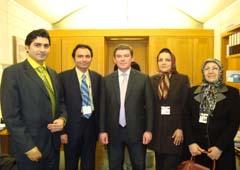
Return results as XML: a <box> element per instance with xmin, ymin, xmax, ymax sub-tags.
<box><xmin>0</xmin><ymin>60</ymin><xmax>66</xmax><ymax>157</ymax></box>
<box><xmin>183</xmin><ymin>85</ymin><xmax>240</xmax><ymax>169</ymax></box>
<box><xmin>59</xmin><ymin>68</ymin><xmax>102</xmax><ymax>142</ymax></box>
<box><xmin>99</xmin><ymin>69</ymin><xmax>154</xmax><ymax>143</ymax></box>
<box><xmin>149</xmin><ymin>73</ymin><xmax>190</xmax><ymax>154</ymax></box>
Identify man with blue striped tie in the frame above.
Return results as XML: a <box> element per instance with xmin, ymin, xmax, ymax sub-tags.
<box><xmin>59</xmin><ymin>44</ymin><xmax>102</xmax><ymax>170</ymax></box>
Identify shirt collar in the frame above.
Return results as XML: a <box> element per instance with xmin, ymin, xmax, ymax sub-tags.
<box><xmin>75</xmin><ymin>67</ymin><xmax>89</xmax><ymax>79</ymax></box>
<box><xmin>27</xmin><ymin>56</ymin><xmax>46</xmax><ymax>69</ymax></box>
<box><xmin>118</xmin><ymin>68</ymin><xmax>131</xmax><ymax>76</ymax></box>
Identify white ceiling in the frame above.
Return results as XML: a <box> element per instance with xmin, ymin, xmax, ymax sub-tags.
<box><xmin>15</xmin><ymin>0</ymin><xmax>237</xmax><ymax>25</ymax></box>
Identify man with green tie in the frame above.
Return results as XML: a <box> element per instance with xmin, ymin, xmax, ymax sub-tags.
<box><xmin>0</xmin><ymin>29</ymin><xmax>67</xmax><ymax>170</ymax></box>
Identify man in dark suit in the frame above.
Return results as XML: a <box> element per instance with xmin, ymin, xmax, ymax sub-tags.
<box><xmin>0</xmin><ymin>29</ymin><xmax>67</xmax><ymax>170</ymax></box>
<box><xmin>59</xmin><ymin>44</ymin><xmax>102</xmax><ymax>170</ymax></box>
<box><xmin>99</xmin><ymin>44</ymin><xmax>154</xmax><ymax>170</ymax></box>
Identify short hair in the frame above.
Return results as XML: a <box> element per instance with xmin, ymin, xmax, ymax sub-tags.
<box><xmin>72</xmin><ymin>44</ymin><xmax>93</xmax><ymax>58</ymax></box>
<box><xmin>113</xmin><ymin>44</ymin><xmax>133</xmax><ymax>57</ymax></box>
<box><xmin>25</xmin><ymin>29</ymin><xmax>51</xmax><ymax>46</ymax></box>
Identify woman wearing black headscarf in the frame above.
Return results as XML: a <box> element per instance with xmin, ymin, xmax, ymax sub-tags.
<box><xmin>149</xmin><ymin>48</ymin><xmax>190</xmax><ymax>170</ymax></box>
<box><xmin>184</xmin><ymin>58</ymin><xmax>240</xmax><ymax>170</ymax></box>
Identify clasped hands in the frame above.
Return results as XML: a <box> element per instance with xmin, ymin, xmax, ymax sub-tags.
<box><xmin>189</xmin><ymin>143</ymin><xmax>222</xmax><ymax>160</ymax></box>
<box><xmin>25</xmin><ymin>118</ymin><xmax>65</xmax><ymax>161</ymax></box>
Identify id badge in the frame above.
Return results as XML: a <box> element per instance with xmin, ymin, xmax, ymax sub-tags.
<box><xmin>161</xmin><ymin>106</ymin><xmax>170</xmax><ymax>115</ymax></box>
<box><xmin>199</xmin><ymin>113</ymin><xmax>208</xmax><ymax>124</ymax></box>
<box><xmin>82</xmin><ymin>105</ymin><xmax>92</xmax><ymax>115</ymax></box>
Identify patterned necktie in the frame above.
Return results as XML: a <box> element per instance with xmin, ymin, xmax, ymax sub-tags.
<box><xmin>37</xmin><ymin>66</ymin><xmax>56</xmax><ymax>115</ymax></box>
<box><xmin>158</xmin><ymin>73</ymin><xmax>170</xmax><ymax>99</ymax></box>
<box><xmin>81</xmin><ymin>74</ymin><xmax>91</xmax><ymax>119</ymax></box>
<box><xmin>119</xmin><ymin>73</ymin><xmax>127</xmax><ymax>127</ymax></box>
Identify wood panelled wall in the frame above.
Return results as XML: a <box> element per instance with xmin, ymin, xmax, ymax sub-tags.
<box><xmin>47</xmin><ymin>29</ymin><xmax>213</xmax><ymax>86</ymax></box>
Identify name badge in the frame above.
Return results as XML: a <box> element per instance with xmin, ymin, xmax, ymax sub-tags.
<box><xmin>199</xmin><ymin>113</ymin><xmax>208</xmax><ymax>124</ymax></box>
<box><xmin>82</xmin><ymin>105</ymin><xmax>92</xmax><ymax>115</ymax></box>
<box><xmin>161</xmin><ymin>106</ymin><xmax>170</xmax><ymax>115</ymax></box>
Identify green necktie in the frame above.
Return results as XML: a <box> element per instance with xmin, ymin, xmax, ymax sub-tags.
<box><xmin>37</xmin><ymin>66</ymin><xmax>56</xmax><ymax>115</ymax></box>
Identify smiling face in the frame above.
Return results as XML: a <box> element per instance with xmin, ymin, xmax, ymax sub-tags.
<box><xmin>203</xmin><ymin>62</ymin><xmax>220</xmax><ymax>83</ymax></box>
<box><xmin>157</xmin><ymin>52</ymin><xmax>172</xmax><ymax>73</ymax></box>
<box><xmin>25</xmin><ymin>37</ymin><xmax>50</xmax><ymax>65</ymax></box>
<box><xmin>114</xmin><ymin>49</ymin><xmax>133</xmax><ymax>72</ymax></box>
<box><xmin>73</xmin><ymin>48</ymin><xmax>92</xmax><ymax>72</ymax></box>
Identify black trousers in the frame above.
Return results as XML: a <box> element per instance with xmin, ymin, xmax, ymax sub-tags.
<box><xmin>107</xmin><ymin>127</ymin><xmax>146</xmax><ymax>170</ymax></box>
<box><xmin>15</xmin><ymin>147</ymin><xmax>59</xmax><ymax>170</ymax></box>
<box><xmin>64</xmin><ymin>119</ymin><xmax>96</xmax><ymax>170</ymax></box>
<box><xmin>155</xmin><ymin>153</ymin><xmax>180</xmax><ymax>170</ymax></box>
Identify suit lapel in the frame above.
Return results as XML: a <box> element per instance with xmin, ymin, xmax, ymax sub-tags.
<box><xmin>71</xmin><ymin>68</ymin><xmax>82</xmax><ymax>100</ymax></box>
<box><xmin>112</xmin><ymin>71</ymin><xmax>120</xmax><ymax>105</ymax></box>
<box><xmin>125</xmin><ymin>69</ymin><xmax>135</xmax><ymax>101</ymax></box>
<box><xmin>23</xmin><ymin>60</ymin><xmax>49</xmax><ymax>98</ymax></box>
<box><xmin>168</xmin><ymin>74</ymin><xmax>178</xmax><ymax>97</ymax></box>
<box><xmin>47</xmin><ymin>68</ymin><xmax>57</xmax><ymax>98</ymax></box>
<box><xmin>89</xmin><ymin>70</ymin><xmax>97</xmax><ymax>101</ymax></box>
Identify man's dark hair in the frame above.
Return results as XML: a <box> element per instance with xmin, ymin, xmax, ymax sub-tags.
<box><xmin>113</xmin><ymin>44</ymin><xmax>133</xmax><ymax>57</ymax></box>
<box><xmin>25</xmin><ymin>29</ymin><xmax>51</xmax><ymax>46</ymax></box>
<box><xmin>72</xmin><ymin>44</ymin><xmax>93</xmax><ymax>58</ymax></box>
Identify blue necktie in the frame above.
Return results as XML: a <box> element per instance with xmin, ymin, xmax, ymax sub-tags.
<box><xmin>81</xmin><ymin>74</ymin><xmax>91</xmax><ymax>119</ymax></box>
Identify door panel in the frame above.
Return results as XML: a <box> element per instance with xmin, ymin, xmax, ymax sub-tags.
<box><xmin>106</xmin><ymin>40</ymin><xmax>148</xmax><ymax>74</ymax></box>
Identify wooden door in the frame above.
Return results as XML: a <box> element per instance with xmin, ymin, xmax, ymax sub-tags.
<box><xmin>61</xmin><ymin>37</ymin><xmax>105</xmax><ymax>74</ymax></box>
<box><xmin>46</xmin><ymin>37</ymin><xmax>62</xmax><ymax>73</ymax></box>
<box><xmin>105</xmin><ymin>39</ymin><xmax>148</xmax><ymax>74</ymax></box>
<box><xmin>149</xmin><ymin>36</ymin><xmax>193</xmax><ymax>82</ymax></box>
<box><xmin>192</xmin><ymin>38</ymin><xmax>213</xmax><ymax>85</ymax></box>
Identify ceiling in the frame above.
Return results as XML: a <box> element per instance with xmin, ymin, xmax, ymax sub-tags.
<box><xmin>15</xmin><ymin>0</ymin><xmax>237</xmax><ymax>25</ymax></box>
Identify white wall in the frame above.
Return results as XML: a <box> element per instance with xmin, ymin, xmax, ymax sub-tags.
<box><xmin>54</xmin><ymin>0</ymin><xmax>202</xmax><ymax>29</ymax></box>
<box><xmin>204</xmin><ymin>0</ymin><xmax>240</xmax><ymax>60</ymax></box>
<box><xmin>0</xmin><ymin>0</ymin><xmax>51</xmax><ymax>119</ymax></box>
<box><xmin>0</xmin><ymin>0</ymin><xmax>51</xmax><ymax>65</ymax></box>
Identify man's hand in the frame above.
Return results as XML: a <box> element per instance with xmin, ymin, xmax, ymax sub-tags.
<box><xmin>25</xmin><ymin>146</ymin><xmax>42</xmax><ymax>162</ymax></box>
<box><xmin>189</xmin><ymin>143</ymin><xmax>206</xmax><ymax>156</ymax></box>
<box><xmin>207</xmin><ymin>146</ymin><xmax>222</xmax><ymax>160</ymax></box>
<box><xmin>172</xmin><ymin>129</ymin><xmax>183</xmax><ymax>146</ymax></box>
<box><xmin>99</xmin><ymin>132</ymin><xmax>109</xmax><ymax>144</ymax></box>
<box><xmin>60</xmin><ymin>134</ymin><xmax>68</xmax><ymax>144</ymax></box>
<box><xmin>47</xmin><ymin>118</ymin><xmax>64</xmax><ymax>133</ymax></box>
<box><xmin>142</xmin><ymin>131</ymin><xmax>152</xmax><ymax>145</ymax></box>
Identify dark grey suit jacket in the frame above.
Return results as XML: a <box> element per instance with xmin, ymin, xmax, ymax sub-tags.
<box><xmin>99</xmin><ymin>69</ymin><xmax>154</xmax><ymax>143</ymax></box>
<box><xmin>0</xmin><ymin>60</ymin><xmax>66</xmax><ymax>157</ymax></box>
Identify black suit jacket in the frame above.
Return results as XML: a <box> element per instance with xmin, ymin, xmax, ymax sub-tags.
<box><xmin>183</xmin><ymin>85</ymin><xmax>240</xmax><ymax>169</ymax></box>
<box><xmin>149</xmin><ymin>73</ymin><xmax>190</xmax><ymax>154</ymax></box>
<box><xmin>59</xmin><ymin>68</ymin><xmax>102</xmax><ymax>141</ymax></box>
<box><xmin>0</xmin><ymin>60</ymin><xmax>66</xmax><ymax>157</ymax></box>
<box><xmin>184</xmin><ymin>85</ymin><xmax>240</xmax><ymax>150</ymax></box>
<box><xmin>99</xmin><ymin>69</ymin><xmax>154</xmax><ymax>143</ymax></box>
